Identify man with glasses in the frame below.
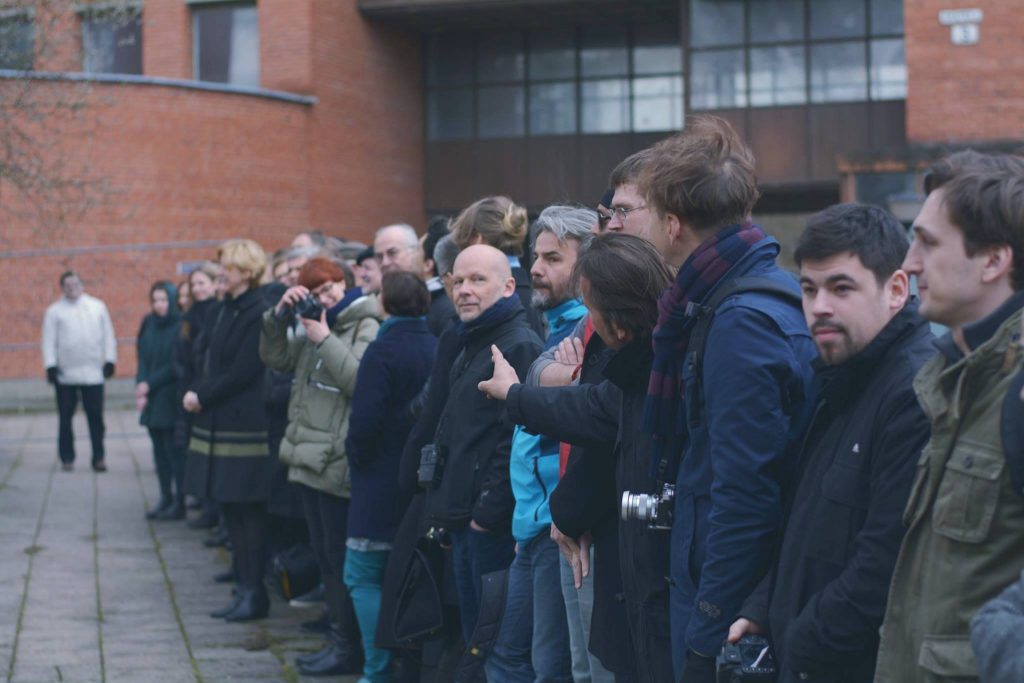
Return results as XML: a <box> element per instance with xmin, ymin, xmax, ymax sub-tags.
<box><xmin>373</xmin><ymin>223</ymin><xmax>424</xmax><ymax>276</ymax></box>
<box><xmin>606</xmin><ymin>148</ymin><xmax>655</xmax><ymax>239</ymax></box>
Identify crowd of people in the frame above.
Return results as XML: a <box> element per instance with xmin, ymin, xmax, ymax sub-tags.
<box><xmin>40</xmin><ymin>115</ymin><xmax>1024</xmax><ymax>683</ymax></box>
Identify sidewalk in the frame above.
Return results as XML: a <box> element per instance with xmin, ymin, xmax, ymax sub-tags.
<box><xmin>0</xmin><ymin>409</ymin><xmax>359</xmax><ymax>683</ymax></box>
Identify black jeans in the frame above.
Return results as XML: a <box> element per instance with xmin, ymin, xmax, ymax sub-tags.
<box><xmin>147</xmin><ymin>427</ymin><xmax>181</xmax><ymax>498</ymax></box>
<box><xmin>221</xmin><ymin>501</ymin><xmax>269</xmax><ymax>593</ymax></box>
<box><xmin>299</xmin><ymin>484</ymin><xmax>358</xmax><ymax>631</ymax></box>
<box><xmin>56</xmin><ymin>383</ymin><xmax>105</xmax><ymax>464</ymax></box>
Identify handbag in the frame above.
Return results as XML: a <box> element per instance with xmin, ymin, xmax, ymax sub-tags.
<box><xmin>392</xmin><ymin>535</ymin><xmax>445</xmax><ymax>643</ymax></box>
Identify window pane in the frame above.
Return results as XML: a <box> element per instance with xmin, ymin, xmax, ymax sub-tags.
<box><xmin>750</xmin><ymin>45</ymin><xmax>806</xmax><ymax>106</ymax></box>
<box><xmin>530</xmin><ymin>82</ymin><xmax>576</xmax><ymax>135</ymax></box>
<box><xmin>633</xmin><ymin>76</ymin><xmax>683</xmax><ymax>132</ymax></box>
<box><xmin>427</xmin><ymin>88</ymin><xmax>473</xmax><ymax>140</ymax></box>
<box><xmin>581</xmin><ymin>79</ymin><xmax>629</xmax><ymax>133</ymax></box>
<box><xmin>478</xmin><ymin>85</ymin><xmax>525</xmax><ymax>138</ymax></box>
<box><xmin>810</xmin><ymin>42</ymin><xmax>867</xmax><ymax>102</ymax></box>
<box><xmin>690</xmin><ymin>49</ymin><xmax>747</xmax><ymax>109</ymax></box>
<box><xmin>871</xmin><ymin>38</ymin><xmax>906</xmax><ymax>100</ymax></box>
<box><xmin>529</xmin><ymin>28</ymin><xmax>575</xmax><ymax>80</ymax></box>
<box><xmin>0</xmin><ymin>17</ymin><xmax>34</xmax><ymax>70</ymax></box>
<box><xmin>83</xmin><ymin>11</ymin><xmax>143</xmax><ymax>75</ymax></box>
<box><xmin>427</xmin><ymin>33</ymin><xmax>474</xmax><ymax>86</ymax></box>
<box><xmin>634</xmin><ymin>24</ymin><xmax>681</xmax><ymax>75</ymax></box>
<box><xmin>478</xmin><ymin>31</ymin><xmax>523</xmax><ymax>84</ymax></box>
<box><xmin>871</xmin><ymin>0</ymin><xmax>904</xmax><ymax>35</ymax></box>
<box><xmin>689</xmin><ymin>0</ymin><xmax>744</xmax><ymax>48</ymax></box>
<box><xmin>811</xmin><ymin>0</ymin><xmax>866</xmax><ymax>39</ymax></box>
<box><xmin>194</xmin><ymin>3</ymin><xmax>259</xmax><ymax>86</ymax></box>
<box><xmin>580</xmin><ymin>26</ymin><xmax>628</xmax><ymax>77</ymax></box>
<box><xmin>750</xmin><ymin>0</ymin><xmax>805</xmax><ymax>44</ymax></box>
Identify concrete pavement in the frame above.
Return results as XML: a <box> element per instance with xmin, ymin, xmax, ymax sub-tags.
<box><xmin>0</xmin><ymin>409</ymin><xmax>360</xmax><ymax>683</ymax></box>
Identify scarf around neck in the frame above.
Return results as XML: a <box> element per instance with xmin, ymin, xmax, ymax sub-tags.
<box><xmin>643</xmin><ymin>222</ymin><xmax>766</xmax><ymax>476</ymax></box>
<box><xmin>455</xmin><ymin>294</ymin><xmax>522</xmax><ymax>343</ymax></box>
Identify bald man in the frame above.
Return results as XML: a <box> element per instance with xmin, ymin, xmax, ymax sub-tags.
<box><xmin>424</xmin><ymin>244</ymin><xmax>543</xmax><ymax>644</ymax></box>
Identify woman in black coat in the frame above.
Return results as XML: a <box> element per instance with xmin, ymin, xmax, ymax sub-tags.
<box><xmin>183</xmin><ymin>239</ymin><xmax>273</xmax><ymax>622</ymax></box>
<box><xmin>137</xmin><ymin>281</ymin><xmax>183</xmax><ymax>520</ymax></box>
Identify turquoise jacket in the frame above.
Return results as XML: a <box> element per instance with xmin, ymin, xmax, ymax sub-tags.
<box><xmin>510</xmin><ymin>298</ymin><xmax>588</xmax><ymax>542</ymax></box>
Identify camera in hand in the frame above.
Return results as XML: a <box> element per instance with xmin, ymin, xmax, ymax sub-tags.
<box><xmin>717</xmin><ymin>635</ymin><xmax>777</xmax><ymax>682</ymax></box>
<box><xmin>418</xmin><ymin>444</ymin><xmax>445</xmax><ymax>489</ymax></box>
<box><xmin>294</xmin><ymin>294</ymin><xmax>324</xmax><ymax>320</ymax></box>
<box><xmin>620</xmin><ymin>483</ymin><xmax>675</xmax><ymax>530</ymax></box>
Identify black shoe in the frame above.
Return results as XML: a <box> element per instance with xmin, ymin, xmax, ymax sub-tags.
<box><xmin>203</xmin><ymin>527</ymin><xmax>229</xmax><ymax>548</ymax></box>
<box><xmin>300</xmin><ymin>609</ymin><xmax>331</xmax><ymax>633</ymax></box>
<box><xmin>213</xmin><ymin>569</ymin><xmax>235</xmax><ymax>584</ymax></box>
<box><xmin>188</xmin><ymin>512</ymin><xmax>219</xmax><ymax>530</ymax></box>
<box><xmin>295</xmin><ymin>642</ymin><xmax>333</xmax><ymax>668</ymax></box>
<box><xmin>146</xmin><ymin>496</ymin><xmax>173</xmax><ymax>520</ymax></box>
<box><xmin>186</xmin><ymin>497</ymin><xmax>202</xmax><ymax>511</ymax></box>
<box><xmin>224</xmin><ymin>587</ymin><xmax>269</xmax><ymax>622</ymax></box>
<box><xmin>297</xmin><ymin>624</ymin><xmax>362</xmax><ymax>676</ymax></box>
<box><xmin>155</xmin><ymin>497</ymin><xmax>186</xmax><ymax>521</ymax></box>
<box><xmin>210</xmin><ymin>592</ymin><xmax>243</xmax><ymax>618</ymax></box>
<box><xmin>92</xmin><ymin>460</ymin><xmax>107</xmax><ymax>473</ymax></box>
<box><xmin>289</xmin><ymin>582</ymin><xmax>326</xmax><ymax>607</ymax></box>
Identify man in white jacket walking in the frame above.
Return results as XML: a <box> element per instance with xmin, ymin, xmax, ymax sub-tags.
<box><xmin>41</xmin><ymin>271</ymin><xmax>117</xmax><ymax>472</ymax></box>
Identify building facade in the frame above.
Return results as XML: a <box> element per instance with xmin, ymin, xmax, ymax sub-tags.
<box><xmin>0</xmin><ymin>0</ymin><xmax>1021</xmax><ymax>379</ymax></box>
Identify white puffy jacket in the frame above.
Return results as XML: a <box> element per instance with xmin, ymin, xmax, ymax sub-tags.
<box><xmin>41</xmin><ymin>294</ymin><xmax>117</xmax><ymax>385</ymax></box>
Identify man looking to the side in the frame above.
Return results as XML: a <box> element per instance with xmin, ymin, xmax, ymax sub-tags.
<box><xmin>728</xmin><ymin>203</ymin><xmax>934</xmax><ymax>682</ymax></box>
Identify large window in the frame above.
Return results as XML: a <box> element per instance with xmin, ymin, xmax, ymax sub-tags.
<box><xmin>82</xmin><ymin>7</ymin><xmax>142</xmax><ymax>75</ymax></box>
<box><xmin>0</xmin><ymin>12</ymin><xmax>34</xmax><ymax>71</ymax></box>
<box><xmin>688</xmin><ymin>0</ymin><xmax>905</xmax><ymax>109</ymax></box>
<box><xmin>426</xmin><ymin>24</ymin><xmax>683</xmax><ymax>141</ymax></box>
<box><xmin>192</xmin><ymin>2</ymin><xmax>259</xmax><ymax>87</ymax></box>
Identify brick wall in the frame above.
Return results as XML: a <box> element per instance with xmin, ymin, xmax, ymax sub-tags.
<box><xmin>905</xmin><ymin>0</ymin><xmax>1024</xmax><ymax>143</ymax></box>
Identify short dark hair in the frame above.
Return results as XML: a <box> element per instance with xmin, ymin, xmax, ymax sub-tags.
<box><xmin>794</xmin><ymin>203</ymin><xmax>909</xmax><ymax>284</ymax></box>
<box><xmin>609</xmin><ymin>148</ymin><xmax>652</xmax><ymax>189</ymax></box>
<box><xmin>572</xmin><ymin>233</ymin><xmax>673</xmax><ymax>338</ymax></box>
<box><xmin>381</xmin><ymin>271</ymin><xmax>430</xmax><ymax>317</ymax></box>
<box><xmin>422</xmin><ymin>215</ymin><xmax>451</xmax><ymax>276</ymax></box>
<box><xmin>924</xmin><ymin>150</ymin><xmax>1024</xmax><ymax>290</ymax></box>
<box><xmin>640</xmin><ymin>115</ymin><xmax>760</xmax><ymax>232</ymax></box>
<box><xmin>60</xmin><ymin>271</ymin><xmax>78</xmax><ymax>286</ymax></box>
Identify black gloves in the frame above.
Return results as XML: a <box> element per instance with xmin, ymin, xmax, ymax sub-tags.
<box><xmin>103</xmin><ymin>362</ymin><xmax>115</xmax><ymax>379</ymax></box>
<box><xmin>679</xmin><ymin>649</ymin><xmax>716</xmax><ymax>683</ymax></box>
<box><xmin>46</xmin><ymin>367</ymin><xmax>58</xmax><ymax>385</ymax></box>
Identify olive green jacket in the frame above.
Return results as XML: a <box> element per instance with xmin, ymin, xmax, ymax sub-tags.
<box><xmin>875</xmin><ymin>308</ymin><xmax>1024</xmax><ymax>683</ymax></box>
<box><xmin>258</xmin><ymin>295</ymin><xmax>380</xmax><ymax>497</ymax></box>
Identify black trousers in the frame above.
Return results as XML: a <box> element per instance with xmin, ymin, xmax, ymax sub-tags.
<box><xmin>299</xmin><ymin>484</ymin><xmax>358</xmax><ymax>632</ymax></box>
<box><xmin>147</xmin><ymin>427</ymin><xmax>186</xmax><ymax>498</ymax></box>
<box><xmin>222</xmin><ymin>501</ymin><xmax>269</xmax><ymax>593</ymax></box>
<box><xmin>56</xmin><ymin>383</ymin><xmax>105</xmax><ymax>464</ymax></box>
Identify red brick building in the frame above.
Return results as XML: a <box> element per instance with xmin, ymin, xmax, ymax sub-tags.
<box><xmin>1</xmin><ymin>0</ymin><xmax>1021</xmax><ymax>380</ymax></box>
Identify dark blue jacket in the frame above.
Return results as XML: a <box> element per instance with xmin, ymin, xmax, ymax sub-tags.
<box><xmin>670</xmin><ymin>236</ymin><xmax>818</xmax><ymax>664</ymax></box>
<box><xmin>345</xmin><ymin>317</ymin><xmax>437</xmax><ymax>542</ymax></box>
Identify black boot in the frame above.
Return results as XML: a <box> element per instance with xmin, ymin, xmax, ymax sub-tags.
<box><xmin>156</xmin><ymin>495</ymin><xmax>186</xmax><ymax>521</ymax></box>
<box><xmin>209</xmin><ymin>591</ymin><xmax>243</xmax><ymax>618</ymax></box>
<box><xmin>296</xmin><ymin>624</ymin><xmax>362</xmax><ymax>676</ymax></box>
<box><xmin>224</xmin><ymin>586</ymin><xmax>269</xmax><ymax>622</ymax></box>
<box><xmin>146</xmin><ymin>495</ymin><xmax>173</xmax><ymax>520</ymax></box>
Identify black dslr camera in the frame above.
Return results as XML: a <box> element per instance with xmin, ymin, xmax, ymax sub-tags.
<box><xmin>620</xmin><ymin>482</ymin><xmax>675</xmax><ymax>530</ymax></box>
<box><xmin>716</xmin><ymin>635</ymin><xmax>777</xmax><ymax>682</ymax></box>
<box><xmin>293</xmin><ymin>294</ymin><xmax>324</xmax><ymax>321</ymax></box>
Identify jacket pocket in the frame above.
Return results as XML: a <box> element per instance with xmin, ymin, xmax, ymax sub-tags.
<box><xmin>931</xmin><ymin>442</ymin><xmax>1004</xmax><ymax>544</ymax></box>
<box><xmin>917</xmin><ymin>634</ymin><xmax>977</xmax><ymax>679</ymax></box>
<box><xmin>820</xmin><ymin>462</ymin><xmax>869</xmax><ymax>510</ymax></box>
<box><xmin>903</xmin><ymin>446</ymin><xmax>932</xmax><ymax>528</ymax></box>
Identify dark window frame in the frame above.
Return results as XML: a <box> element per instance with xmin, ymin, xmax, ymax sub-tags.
<box><xmin>191</xmin><ymin>0</ymin><xmax>259</xmax><ymax>87</ymax></box>
<box><xmin>685</xmin><ymin>0</ymin><xmax>905</xmax><ymax>111</ymax></box>
<box><xmin>80</xmin><ymin>4</ymin><xmax>143</xmax><ymax>76</ymax></box>
<box><xmin>0</xmin><ymin>9</ymin><xmax>36</xmax><ymax>71</ymax></box>
<box><xmin>425</xmin><ymin>23</ymin><xmax>684</xmax><ymax>142</ymax></box>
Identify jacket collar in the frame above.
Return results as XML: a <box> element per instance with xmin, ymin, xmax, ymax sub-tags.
<box><xmin>934</xmin><ymin>290</ymin><xmax>1024</xmax><ymax>362</ymax></box>
<box><xmin>333</xmin><ymin>293</ymin><xmax>378</xmax><ymax>330</ymax></box>
<box><xmin>543</xmin><ymin>297</ymin><xmax>587</xmax><ymax>335</ymax></box>
<box><xmin>604</xmin><ymin>334</ymin><xmax>654</xmax><ymax>392</ymax></box>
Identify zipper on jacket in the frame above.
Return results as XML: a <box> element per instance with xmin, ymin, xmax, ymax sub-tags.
<box><xmin>532</xmin><ymin>457</ymin><xmax>549</xmax><ymax>522</ymax></box>
<box><xmin>307</xmin><ymin>378</ymin><xmax>341</xmax><ymax>393</ymax></box>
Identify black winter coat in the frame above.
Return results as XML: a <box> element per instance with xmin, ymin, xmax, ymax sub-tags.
<box><xmin>137</xmin><ymin>312</ymin><xmax>181</xmax><ymax>430</ymax></box>
<box><xmin>742</xmin><ymin>302</ymin><xmax>933</xmax><ymax>683</ymax></box>
<box><xmin>425</xmin><ymin>301</ymin><xmax>542</xmax><ymax>534</ymax></box>
<box><xmin>173</xmin><ymin>298</ymin><xmax>217</xmax><ymax>450</ymax></box>
<box><xmin>184</xmin><ymin>288</ymin><xmax>271</xmax><ymax>503</ymax></box>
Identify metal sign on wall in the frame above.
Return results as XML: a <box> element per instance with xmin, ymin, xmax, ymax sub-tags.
<box><xmin>939</xmin><ymin>7</ymin><xmax>983</xmax><ymax>46</ymax></box>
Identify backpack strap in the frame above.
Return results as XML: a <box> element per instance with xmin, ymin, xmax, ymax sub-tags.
<box><xmin>684</xmin><ymin>276</ymin><xmax>803</xmax><ymax>428</ymax></box>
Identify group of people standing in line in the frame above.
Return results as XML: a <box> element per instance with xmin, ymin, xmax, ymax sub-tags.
<box><xmin>41</xmin><ymin>114</ymin><xmax>1024</xmax><ymax>683</ymax></box>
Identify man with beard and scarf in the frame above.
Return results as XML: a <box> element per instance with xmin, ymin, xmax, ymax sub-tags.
<box><xmin>727</xmin><ymin>203</ymin><xmax>934</xmax><ymax>683</ymax></box>
<box><xmin>636</xmin><ymin>116</ymin><xmax>818</xmax><ymax>681</ymax></box>
<box><xmin>423</xmin><ymin>244</ymin><xmax>543</xmax><ymax>647</ymax></box>
<box><xmin>484</xmin><ymin>205</ymin><xmax>591</xmax><ymax>683</ymax></box>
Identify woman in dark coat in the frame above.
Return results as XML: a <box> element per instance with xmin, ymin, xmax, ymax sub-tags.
<box><xmin>137</xmin><ymin>281</ymin><xmax>183</xmax><ymax>519</ymax></box>
<box><xmin>344</xmin><ymin>271</ymin><xmax>437</xmax><ymax>683</ymax></box>
<box><xmin>183</xmin><ymin>239</ymin><xmax>273</xmax><ymax>622</ymax></box>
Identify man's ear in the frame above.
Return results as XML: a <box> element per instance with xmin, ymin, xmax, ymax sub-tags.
<box><xmin>886</xmin><ymin>269</ymin><xmax>910</xmax><ymax>310</ymax></box>
<box><xmin>981</xmin><ymin>244</ymin><xmax>1014</xmax><ymax>285</ymax></box>
<box><xmin>503</xmin><ymin>276</ymin><xmax>517</xmax><ymax>297</ymax></box>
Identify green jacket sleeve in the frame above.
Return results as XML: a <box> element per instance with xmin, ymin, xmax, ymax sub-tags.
<box><xmin>259</xmin><ymin>308</ymin><xmax>301</xmax><ymax>373</ymax></box>
<box><xmin>316</xmin><ymin>316</ymin><xmax>380</xmax><ymax>398</ymax></box>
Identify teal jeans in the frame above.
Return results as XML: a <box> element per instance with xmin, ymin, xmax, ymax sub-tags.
<box><xmin>343</xmin><ymin>548</ymin><xmax>392</xmax><ymax>683</ymax></box>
